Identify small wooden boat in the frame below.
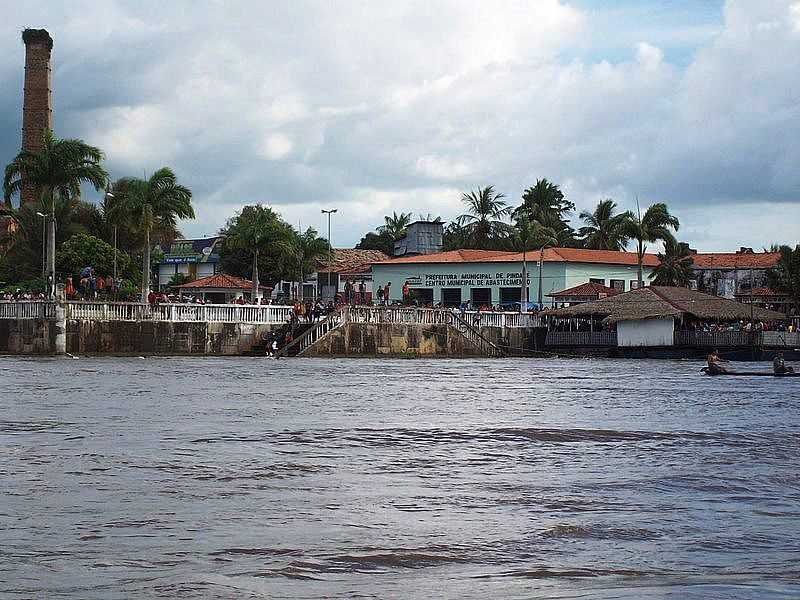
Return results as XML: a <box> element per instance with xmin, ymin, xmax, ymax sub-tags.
<box><xmin>701</xmin><ymin>367</ymin><xmax>800</xmax><ymax>377</ymax></box>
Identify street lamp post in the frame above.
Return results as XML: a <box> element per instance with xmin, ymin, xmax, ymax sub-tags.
<box><xmin>321</xmin><ymin>208</ymin><xmax>338</xmax><ymax>301</ymax></box>
<box><xmin>537</xmin><ymin>245</ymin><xmax>546</xmax><ymax>308</ymax></box>
<box><xmin>35</xmin><ymin>211</ymin><xmax>46</xmax><ymax>280</ymax></box>
<box><xmin>105</xmin><ymin>192</ymin><xmax>117</xmax><ymax>296</ymax></box>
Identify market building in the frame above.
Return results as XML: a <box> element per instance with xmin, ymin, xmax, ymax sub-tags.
<box><xmin>548</xmin><ymin>285</ymin><xmax>787</xmax><ymax>348</ymax></box>
<box><xmin>370</xmin><ymin>247</ymin><xmax>659</xmax><ymax>307</ymax></box>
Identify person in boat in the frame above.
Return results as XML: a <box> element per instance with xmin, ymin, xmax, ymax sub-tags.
<box><xmin>773</xmin><ymin>352</ymin><xmax>795</xmax><ymax>375</ymax></box>
<box><xmin>707</xmin><ymin>348</ymin><xmax>728</xmax><ymax>374</ymax></box>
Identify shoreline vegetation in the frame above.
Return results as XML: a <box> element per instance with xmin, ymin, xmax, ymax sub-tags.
<box><xmin>2</xmin><ymin>132</ymin><xmax>798</xmax><ymax>317</ymax></box>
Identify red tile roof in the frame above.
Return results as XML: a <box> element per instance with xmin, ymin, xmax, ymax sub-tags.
<box><xmin>318</xmin><ymin>249</ymin><xmax>389</xmax><ymax>273</ymax></box>
<box><xmin>547</xmin><ymin>282</ymin><xmax>620</xmax><ymax>298</ymax></box>
<box><xmin>691</xmin><ymin>252</ymin><xmax>780</xmax><ymax>269</ymax></box>
<box><xmin>372</xmin><ymin>247</ymin><xmax>659</xmax><ymax>267</ymax></box>
<box><xmin>174</xmin><ymin>273</ymin><xmax>270</xmax><ymax>290</ymax></box>
<box><xmin>733</xmin><ymin>287</ymin><xmax>788</xmax><ymax>298</ymax></box>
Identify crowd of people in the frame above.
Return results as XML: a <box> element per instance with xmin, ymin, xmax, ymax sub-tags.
<box><xmin>0</xmin><ymin>290</ymin><xmax>47</xmax><ymax>301</ymax></box>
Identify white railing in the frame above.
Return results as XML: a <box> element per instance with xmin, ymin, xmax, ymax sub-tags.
<box><xmin>462</xmin><ymin>311</ymin><xmax>544</xmax><ymax>328</ymax></box>
<box><xmin>58</xmin><ymin>301</ymin><xmax>294</xmax><ymax>323</ymax></box>
<box><xmin>545</xmin><ymin>331</ymin><xmax>617</xmax><ymax>346</ymax></box>
<box><xmin>347</xmin><ymin>307</ymin><xmax>542</xmax><ymax>328</ymax></box>
<box><xmin>348</xmin><ymin>306</ymin><xmax>454</xmax><ymax>325</ymax></box>
<box><xmin>0</xmin><ymin>301</ymin><xmax>55</xmax><ymax>320</ymax></box>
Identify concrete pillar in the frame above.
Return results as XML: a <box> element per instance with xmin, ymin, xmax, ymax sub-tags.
<box><xmin>54</xmin><ymin>302</ymin><xmax>66</xmax><ymax>354</ymax></box>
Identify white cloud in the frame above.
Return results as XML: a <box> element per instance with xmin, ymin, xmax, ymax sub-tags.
<box><xmin>258</xmin><ymin>133</ymin><xmax>294</xmax><ymax>161</ymax></box>
<box><xmin>2</xmin><ymin>0</ymin><xmax>799</xmax><ymax>252</ymax></box>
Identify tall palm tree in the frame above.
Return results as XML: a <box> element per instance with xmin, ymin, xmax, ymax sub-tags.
<box><xmin>578</xmin><ymin>199</ymin><xmax>630</xmax><ymax>250</ymax></box>
<box><xmin>378</xmin><ymin>211</ymin><xmax>413</xmax><ymax>240</ymax></box>
<box><xmin>509</xmin><ymin>216</ymin><xmax>559</xmax><ymax>309</ymax></box>
<box><xmin>620</xmin><ymin>202</ymin><xmax>680</xmax><ymax>287</ymax></box>
<box><xmin>514</xmin><ymin>178</ymin><xmax>574</xmax><ymax>223</ymax></box>
<box><xmin>3</xmin><ymin>129</ymin><xmax>107</xmax><ymax>297</ymax></box>
<box><xmin>220</xmin><ymin>205</ymin><xmax>285</xmax><ymax>303</ymax></box>
<box><xmin>283</xmin><ymin>227</ymin><xmax>331</xmax><ymax>301</ymax></box>
<box><xmin>458</xmin><ymin>186</ymin><xmax>511</xmax><ymax>249</ymax></box>
<box><xmin>112</xmin><ymin>168</ymin><xmax>193</xmax><ymax>302</ymax></box>
<box><xmin>650</xmin><ymin>238</ymin><xmax>693</xmax><ymax>286</ymax></box>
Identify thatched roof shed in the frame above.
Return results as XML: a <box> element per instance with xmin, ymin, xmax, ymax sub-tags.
<box><xmin>547</xmin><ymin>286</ymin><xmax>786</xmax><ymax>323</ymax></box>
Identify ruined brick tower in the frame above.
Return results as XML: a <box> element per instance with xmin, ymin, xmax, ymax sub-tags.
<box><xmin>20</xmin><ymin>28</ymin><xmax>53</xmax><ymax>205</ymax></box>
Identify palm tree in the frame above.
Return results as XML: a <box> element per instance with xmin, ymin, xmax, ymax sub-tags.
<box><xmin>514</xmin><ymin>178</ymin><xmax>574</xmax><ymax>223</ymax></box>
<box><xmin>3</xmin><ymin>130</ymin><xmax>107</xmax><ymax>297</ymax></box>
<box><xmin>650</xmin><ymin>238</ymin><xmax>693</xmax><ymax>286</ymax></box>
<box><xmin>458</xmin><ymin>186</ymin><xmax>511</xmax><ymax>249</ymax></box>
<box><xmin>621</xmin><ymin>202</ymin><xmax>680</xmax><ymax>287</ymax></box>
<box><xmin>283</xmin><ymin>227</ymin><xmax>331</xmax><ymax>301</ymax></box>
<box><xmin>509</xmin><ymin>216</ymin><xmax>559</xmax><ymax>309</ymax></box>
<box><xmin>578</xmin><ymin>199</ymin><xmax>631</xmax><ymax>250</ymax></box>
<box><xmin>112</xmin><ymin>168</ymin><xmax>193</xmax><ymax>302</ymax></box>
<box><xmin>378</xmin><ymin>211</ymin><xmax>412</xmax><ymax>240</ymax></box>
<box><xmin>221</xmin><ymin>205</ymin><xmax>285</xmax><ymax>303</ymax></box>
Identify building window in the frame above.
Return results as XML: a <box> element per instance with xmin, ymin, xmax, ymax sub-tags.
<box><xmin>610</xmin><ymin>279</ymin><xmax>625</xmax><ymax>292</ymax></box>
<box><xmin>630</xmin><ymin>280</ymin><xmax>640</xmax><ymax>289</ymax></box>
<box><xmin>471</xmin><ymin>288</ymin><xmax>491</xmax><ymax>306</ymax></box>
<box><xmin>590</xmin><ymin>278</ymin><xmax>605</xmax><ymax>286</ymax></box>
<box><xmin>441</xmin><ymin>288</ymin><xmax>461</xmax><ymax>307</ymax></box>
<box><xmin>409</xmin><ymin>288</ymin><xmax>433</xmax><ymax>306</ymax></box>
<box><xmin>499</xmin><ymin>287</ymin><xmax>522</xmax><ymax>305</ymax></box>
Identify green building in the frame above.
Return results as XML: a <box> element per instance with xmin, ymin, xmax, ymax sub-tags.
<box><xmin>370</xmin><ymin>248</ymin><xmax>658</xmax><ymax>307</ymax></box>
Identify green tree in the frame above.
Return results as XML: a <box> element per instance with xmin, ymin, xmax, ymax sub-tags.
<box><xmin>55</xmin><ymin>232</ymin><xmax>138</xmax><ymax>282</ymax></box>
<box><xmin>578</xmin><ymin>199</ymin><xmax>631</xmax><ymax>251</ymax></box>
<box><xmin>3</xmin><ymin>130</ymin><xmax>108</xmax><ymax>295</ymax></box>
<box><xmin>111</xmin><ymin>168</ymin><xmax>194</xmax><ymax>302</ymax></box>
<box><xmin>650</xmin><ymin>238</ymin><xmax>693</xmax><ymax>286</ymax></box>
<box><xmin>507</xmin><ymin>216</ymin><xmax>560</xmax><ymax>307</ymax></box>
<box><xmin>512</xmin><ymin>179</ymin><xmax>578</xmax><ymax>247</ymax></box>
<box><xmin>768</xmin><ymin>244</ymin><xmax>800</xmax><ymax>307</ymax></box>
<box><xmin>458</xmin><ymin>186</ymin><xmax>511</xmax><ymax>249</ymax></box>
<box><xmin>356</xmin><ymin>230</ymin><xmax>395</xmax><ymax>255</ymax></box>
<box><xmin>279</xmin><ymin>227</ymin><xmax>331</xmax><ymax>300</ymax></box>
<box><xmin>620</xmin><ymin>202</ymin><xmax>680</xmax><ymax>287</ymax></box>
<box><xmin>514</xmin><ymin>178</ymin><xmax>575</xmax><ymax>222</ymax></box>
<box><xmin>219</xmin><ymin>204</ymin><xmax>295</xmax><ymax>301</ymax></box>
<box><xmin>442</xmin><ymin>220</ymin><xmax>470</xmax><ymax>251</ymax></box>
<box><xmin>378</xmin><ymin>211</ymin><xmax>413</xmax><ymax>239</ymax></box>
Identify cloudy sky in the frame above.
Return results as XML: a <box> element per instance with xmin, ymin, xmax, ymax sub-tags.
<box><xmin>4</xmin><ymin>0</ymin><xmax>800</xmax><ymax>250</ymax></box>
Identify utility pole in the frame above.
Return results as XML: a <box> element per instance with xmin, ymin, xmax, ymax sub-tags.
<box><xmin>321</xmin><ymin>208</ymin><xmax>338</xmax><ymax>300</ymax></box>
<box><xmin>36</xmin><ymin>211</ymin><xmax>46</xmax><ymax>279</ymax></box>
<box><xmin>537</xmin><ymin>245</ymin><xmax>545</xmax><ymax>307</ymax></box>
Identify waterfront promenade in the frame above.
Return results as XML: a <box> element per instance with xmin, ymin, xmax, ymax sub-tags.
<box><xmin>0</xmin><ymin>300</ymin><xmax>797</xmax><ymax>358</ymax></box>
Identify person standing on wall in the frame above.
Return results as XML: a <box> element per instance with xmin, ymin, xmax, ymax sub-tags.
<box><xmin>385</xmin><ymin>282</ymin><xmax>392</xmax><ymax>306</ymax></box>
<box><xmin>402</xmin><ymin>281</ymin><xmax>410</xmax><ymax>305</ymax></box>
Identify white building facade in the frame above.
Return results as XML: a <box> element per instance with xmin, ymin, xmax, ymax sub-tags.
<box><xmin>371</xmin><ymin>248</ymin><xmax>658</xmax><ymax>307</ymax></box>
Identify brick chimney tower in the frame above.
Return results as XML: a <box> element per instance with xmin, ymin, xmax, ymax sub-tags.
<box><xmin>20</xmin><ymin>28</ymin><xmax>53</xmax><ymax>205</ymax></box>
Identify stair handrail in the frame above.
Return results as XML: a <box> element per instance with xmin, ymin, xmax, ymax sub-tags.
<box><xmin>275</xmin><ymin>306</ymin><xmax>348</xmax><ymax>357</ymax></box>
<box><xmin>449</xmin><ymin>310</ymin><xmax>505</xmax><ymax>357</ymax></box>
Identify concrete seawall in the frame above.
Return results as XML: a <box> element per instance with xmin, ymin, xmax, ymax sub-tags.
<box><xmin>0</xmin><ymin>318</ymin><xmax>279</xmax><ymax>356</ymax></box>
<box><xmin>301</xmin><ymin>323</ymin><xmax>543</xmax><ymax>357</ymax></box>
